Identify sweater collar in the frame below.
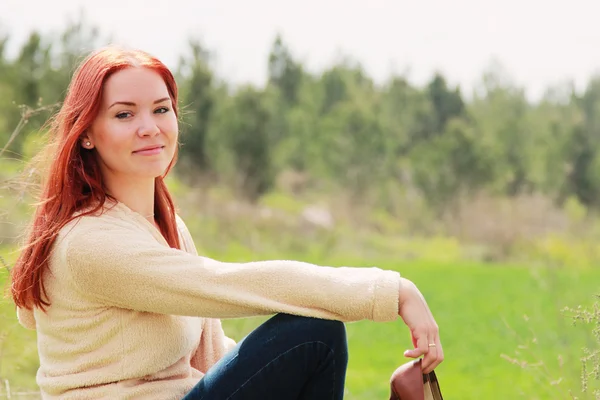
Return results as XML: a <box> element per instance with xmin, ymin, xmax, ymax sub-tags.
<box><xmin>107</xmin><ymin>201</ymin><xmax>170</xmax><ymax>247</ymax></box>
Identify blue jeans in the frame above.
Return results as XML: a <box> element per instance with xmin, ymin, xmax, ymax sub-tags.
<box><xmin>182</xmin><ymin>313</ymin><xmax>349</xmax><ymax>400</ymax></box>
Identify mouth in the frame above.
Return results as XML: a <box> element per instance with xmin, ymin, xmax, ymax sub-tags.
<box><xmin>133</xmin><ymin>145</ymin><xmax>165</xmax><ymax>155</ymax></box>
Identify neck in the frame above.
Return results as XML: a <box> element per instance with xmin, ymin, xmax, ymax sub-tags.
<box><xmin>104</xmin><ymin>174</ymin><xmax>156</xmax><ymax>219</ymax></box>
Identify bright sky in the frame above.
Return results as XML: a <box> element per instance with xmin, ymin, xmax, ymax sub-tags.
<box><xmin>4</xmin><ymin>0</ymin><xmax>600</xmax><ymax>100</ymax></box>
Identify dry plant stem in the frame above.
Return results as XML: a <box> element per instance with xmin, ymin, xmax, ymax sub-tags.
<box><xmin>0</xmin><ymin>104</ymin><xmax>58</xmax><ymax>158</ymax></box>
<box><xmin>0</xmin><ymin>116</ymin><xmax>27</xmax><ymax>158</ymax></box>
<box><xmin>0</xmin><ymin>103</ymin><xmax>61</xmax><ymax>256</ymax></box>
<box><xmin>563</xmin><ymin>300</ymin><xmax>600</xmax><ymax>395</ymax></box>
<box><xmin>500</xmin><ymin>316</ymin><xmax>571</xmax><ymax>399</ymax></box>
<box><xmin>0</xmin><ymin>256</ymin><xmax>9</xmax><ymax>273</ymax></box>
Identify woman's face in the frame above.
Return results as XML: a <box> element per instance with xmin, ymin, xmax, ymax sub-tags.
<box><xmin>84</xmin><ymin>67</ymin><xmax>178</xmax><ymax>184</ymax></box>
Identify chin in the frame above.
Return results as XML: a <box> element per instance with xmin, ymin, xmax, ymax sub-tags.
<box><xmin>131</xmin><ymin>166</ymin><xmax>171</xmax><ymax>180</ymax></box>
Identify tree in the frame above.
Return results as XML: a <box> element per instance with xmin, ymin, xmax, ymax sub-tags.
<box><xmin>177</xmin><ymin>39</ymin><xmax>214</xmax><ymax>174</ymax></box>
<box><xmin>318</xmin><ymin>98</ymin><xmax>385</xmax><ymax>198</ymax></box>
<box><xmin>5</xmin><ymin>31</ymin><xmax>52</xmax><ymax>155</ymax></box>
<box><xmin>45</xmin><ymin>12</ymin><xmax>102</xmax><ymax>103</ymax></box>
<box><xmin>564</xmin><ymin>78</ymin><xmax>600</xmax><ymax>207</ymax></box>
<box><xmin>410</xmin><ymin>117</ymin><xmax>493</xmax><ymax>208</ymax></box>
<box><xmin>320</xmin><ymin>67</ymin><xmax>348</xmax><ymax>115</ymax></box>
<box><xmin>427</xmin><ymin>73</ymin><xmax>465</xmax><ymax>135</ymax></box>
<box><xmin>268</xmin><ymin>34</ymin><xmax>303</xmax><ymax>107</ymax></box>
<box><xmin>468</xmin><ymin>66</ymin><xmax>536</xmax><ymax>196</ymax></box>
<box><xmin>219</xmin><ymin>86</ymin><xmax>273</xmax><ymax>202</ymax></box>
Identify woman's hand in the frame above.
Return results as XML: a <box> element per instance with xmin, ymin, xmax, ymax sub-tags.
<box><xmin>397</xmin><ymin>277</ymin><xmax>444</xmax><ymax>373</ymax></box>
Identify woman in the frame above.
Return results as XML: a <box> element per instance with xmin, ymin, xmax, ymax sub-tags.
<box><xmin>11</xmin><ymin>46</ymin><xmax>443</xmax><ymax>400</ymax></box>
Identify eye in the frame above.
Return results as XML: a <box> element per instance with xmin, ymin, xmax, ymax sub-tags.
<box><xmin>155</xmin><ymin>106</ymin><xmax>170</xmax><ymax>114</ymax></box>
<box><xmin>115</xmin><ymin>111</ymin><xmax>132</xmax><ymax>119</ymax></box>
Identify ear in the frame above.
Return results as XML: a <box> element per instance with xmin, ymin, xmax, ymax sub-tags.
<box><xmin>80</xmin><ymin>134</ymin><xmax>94</xmax><ymax>150</ymax></box>
<box><xmin>79</xmin><ymin>129</ymin><xmax>94</xmax><ymax>150</ymax></box>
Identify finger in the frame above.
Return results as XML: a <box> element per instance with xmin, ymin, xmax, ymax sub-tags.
<box><xmin>421</xmin><ymin>337</ymin><xmax>437</xmax><ymax>372</ymax></box>
<box><xmin>431</xmin><ymin>336</ymin><xmax>445</xmax><ymax>372</ymax></box>
<box><xmin>423</xmin><ymin>336</ymin><xmax>444</xmax><ymax>374</ymax></box>
<box><xmin>411</xmin><ymin>334</ymin><xmax>418</xmax><ymax>349</ymax></box>
<box><xmin>404</xmin><ymin>332</ymin><xmax>429</xmax><ymax>359</ymax></box>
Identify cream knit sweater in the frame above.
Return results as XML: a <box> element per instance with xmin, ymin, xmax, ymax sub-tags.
<box><xmin>17</xmin><ymin>201</ymin><xmax>401</xmax><ymax>399</ymax></box>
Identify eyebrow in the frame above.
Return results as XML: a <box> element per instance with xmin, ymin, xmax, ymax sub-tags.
<box><xmin>108</xmin><ymin>97</ymin><xmax>171</xmax><ymax>110</ymax></box>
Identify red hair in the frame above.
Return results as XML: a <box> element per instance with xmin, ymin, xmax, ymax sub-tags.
<box><xmin>11</xmin><ymin>46</ymin><xmax>182</xmax><ymax>311</ymax></box>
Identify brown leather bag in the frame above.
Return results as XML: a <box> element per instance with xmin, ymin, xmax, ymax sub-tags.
<box><xmin>390</xmin><ymin>359</ymin><xmax>443</xmax><ymax>400</ymax></box>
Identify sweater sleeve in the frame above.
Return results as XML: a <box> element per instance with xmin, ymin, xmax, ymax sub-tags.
<box><xmin>16</xmin><ymin>306</ymin><xmax>36</xmax><ymax>330</ymax></box>
<box><xmin>62</xmin><ymin>223</ymin><xmax>401</xmax><ymax>323</ymax></box>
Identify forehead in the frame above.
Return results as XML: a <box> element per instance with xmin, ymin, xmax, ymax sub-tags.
<box><xmin>101</xmin><ymin>67</ymin><xmax>169</xmax><ymax>105</ymax></box>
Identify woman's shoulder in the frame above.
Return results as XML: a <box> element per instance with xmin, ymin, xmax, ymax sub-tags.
<box><xmin>56</xmin><ymin>205</ymin><xmax>148</xmax><ymax>251</ymax></box>
<box><xmin>47</xmin><ymin>210</ymin><xmax>141</xmax><ymax>285</ymax></box>
<box><xmin>54</xmin><ymin>203</ymin><xmax>195</xmax><ymax>257</ymax></box>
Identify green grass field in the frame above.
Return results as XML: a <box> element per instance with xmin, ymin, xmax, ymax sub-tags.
<box><xmin>0</xmin><ymin>168</ymin><xmax>597</xmax><ymax>399</ymax></box>
<box><xmin>1</xmin><ymin>252</ymin><xmax>597</xmax><ymax>399</ymax></box>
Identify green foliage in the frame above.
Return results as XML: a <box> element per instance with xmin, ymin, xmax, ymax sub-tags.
<box><xmin>524</xmin><ymin>234</ymin><xmax>600</xmax><ymax>269</ymax></box>
<box><xmin>427</xmin><ymin>73</ymin><xmax>465</xmax><ymax>134</ymax></box>
<box><xmin>410</xmin><ymin>117</ymin><xmax>493</xmax><ymax>207</ymax></box>
<box><xmin>566</xmin><ymin>78</ymin><xmax>600</xmax><ymax>208</ymax></box>
<box><xmin>268</xmin><ymin>34</ymin><xmax>303</xmax><ymax>107</ymax></box>
<box><xmin>216</xmin><ymin>86</ymin><xmax>274</xmax><ymax>202</ymax></box>
<box><xmin>0</xmin><ymin>15</ymin><xmax>101</xmax><ymax>160</ymax></box>
<box><xmin>318</xmin><ymin>99</ymin><xmax>386</xmax><ymax>196</ymax></box>
<box><xmin>4</xmin><ymin>22</ymin><xmax>600</xmax><ymax>213</ymax></box>
<box><xmin>177</xmin><ymin>40</ymin><xmax>214</xmax><ymax>172</ymax></box>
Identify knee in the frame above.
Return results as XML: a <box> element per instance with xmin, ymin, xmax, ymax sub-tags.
<box><xmin>276</xmin><ymin>314</ymin><xmax>347</xmax><ymax>346</ymax></box>
<box><xmin>261</xmin><ymin>314</ymin><xmax>348</xmax><ymax>369</ymax></box>
<box><xmin>311</xmin><ymin>318</ymin><xmax>346</xmax><ymax>343</ymax></box>
<box><xmin>300</xmin><ymin>317</ymin><xmax>348</xmax><ymax>367</ymax></box>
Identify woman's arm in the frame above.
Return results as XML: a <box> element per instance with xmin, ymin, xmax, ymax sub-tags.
<box><xmin>61</xmin><ymin>222</ymin><xmax>401</xmax><ymax>323</ymax></box>
<box><xmin>16</xmin><ymin>306</ymin><xmax>36</xmax><ymax>329</ymax></box>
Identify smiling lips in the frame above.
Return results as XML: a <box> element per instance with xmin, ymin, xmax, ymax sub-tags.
<box><xmin>133</xmin><ymin>145</ymin><xmax>164</xmax><ymax>156</ymax></box>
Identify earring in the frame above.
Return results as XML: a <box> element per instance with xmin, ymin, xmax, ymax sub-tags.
<box><xmin>85</xmin><ymin>141</ymin><xmax>91</xmax><ymax>147</ymax></box>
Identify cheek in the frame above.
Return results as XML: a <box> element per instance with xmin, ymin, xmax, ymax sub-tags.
<box><xmin>166</xmin><ymin>117</ymin><xmax>179</xmax><ymax>140</ymax></box>
<box><xmin>163</xmin><ymin>120</ymin><xmax>179</xmax><ymax>147</ymax></box>
<box><xmin>94</xmin><ymin>123</ymin><xmax>132</xmax><ymax>160</ymax></box>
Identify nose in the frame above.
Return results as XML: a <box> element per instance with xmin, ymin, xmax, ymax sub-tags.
<box><xmin>136</xmin><ymin>113</ymin><xmax>160</xmax><ymax>137</ymax></box>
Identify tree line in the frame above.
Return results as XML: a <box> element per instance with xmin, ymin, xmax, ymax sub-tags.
<box><xmin>1</xmin><ymin>18</ymin><xmax>600</xmax><ymax>216</ymax></box>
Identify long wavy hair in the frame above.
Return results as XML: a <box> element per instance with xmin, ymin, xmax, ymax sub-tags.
<box><xmin>11</xmin><ymin>46</ymin><xmax>182</xmax><ymax>311</ymax></box>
